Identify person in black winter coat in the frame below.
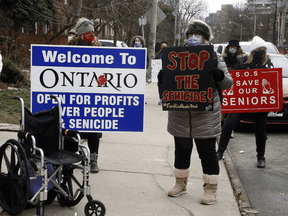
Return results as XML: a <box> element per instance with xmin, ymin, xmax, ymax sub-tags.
<box><xmin>68</xmin><ymin>17</ymin><xmax>101</xmax><ymax>173</ymax></box>
<box><xmin>220</xmin><ymin>40</ymin><xmax>248</xmax><ymax>137</ymax></box>
<box><xmin>217</xmin><ymin>36</ymin><xmax>272</xmax><ymax>169</ymax></box>
<box><xmin>155</xmin><ymin>41</ymin><xmax>168</xmax><ymax>105</ymax></box>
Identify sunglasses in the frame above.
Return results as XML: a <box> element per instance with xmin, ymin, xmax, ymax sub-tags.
<box><xmin>76</xmin><ymin>20</ymin><xmax>94</xmax><ymax>31</ymax></box>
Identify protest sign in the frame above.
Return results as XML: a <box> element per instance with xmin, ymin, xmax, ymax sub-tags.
<box><xmin>160</xmin><ymin>45</ymin><xmax>214</xmax><ymax>111</ymax></box>
<box><xmin>151</xmin><ymin>59</ymin><xmax>162</xmax><ymax>82</ymax></box>
<box><xmin>222</xmin><ymin>68</ymin><xmax>283</xmax><ymax>113</ymax></box>
<box><xmin>31</xmin><ymin>45</ymin><xmax>146</xmax><ymax>132</ymax></box>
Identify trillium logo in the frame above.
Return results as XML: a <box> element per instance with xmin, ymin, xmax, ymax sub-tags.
<box><xmin>97</xmin><ymin>75</ymin><xmax>107</xmax><ymax>86</ymax></box>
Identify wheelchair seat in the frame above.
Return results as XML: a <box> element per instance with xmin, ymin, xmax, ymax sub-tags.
<box><xmin>32</xmin><ymin>149</ymin><xmax>84</xmax><ymax>165</ymax></box>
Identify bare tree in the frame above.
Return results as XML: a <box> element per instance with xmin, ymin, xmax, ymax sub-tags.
<box><xmin>180</xmin><ymin>0</ymin><xmax>208</xmax><ymax>30</ymax></box>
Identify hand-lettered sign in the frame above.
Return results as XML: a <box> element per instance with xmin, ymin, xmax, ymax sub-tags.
<box><xmin>221</xmin><ymin>68</ymin><xmax>283</xmax><ymax>113</ymax></box>
<box><xmin>160</xmin><ymin>45</ymin><xmax>214</xmax><ymax>111</ymax></box>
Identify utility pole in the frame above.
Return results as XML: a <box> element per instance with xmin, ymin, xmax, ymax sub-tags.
<box><xmin>174</xmin><ymin>0</ymin><xmax>179</xmax><ymax>46</ymax></box>
<box><xmin>147</xmin><ymin>0</ymin><xmax>158</xmax><ymax>81</ymax></box>
<box><xmin>280</xmin><ymin>0</ymin><xmax>286</xmax><ymax>47</ymax></box>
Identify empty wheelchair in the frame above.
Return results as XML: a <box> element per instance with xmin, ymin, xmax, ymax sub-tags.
<box><xmin>0</xmin><ymin>95</ymin><xmax>105</xmax><ymax>216</ymax></box>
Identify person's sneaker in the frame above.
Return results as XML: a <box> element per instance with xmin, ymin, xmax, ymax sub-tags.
<box><xmin>216</xmin><ymin>152</ymin><xmax>223</xmax><ymax>160</ymax></box>
<box><xmin>257</xmin><ymin>159</ymin><xmax>266</xmax><ymax>168</ymax></box>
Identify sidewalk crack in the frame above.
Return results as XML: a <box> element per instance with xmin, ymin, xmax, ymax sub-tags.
<box><xmin>151</xmin><ymin>174</ymin><xmax>195</xmax><ymax>216</ymax></box>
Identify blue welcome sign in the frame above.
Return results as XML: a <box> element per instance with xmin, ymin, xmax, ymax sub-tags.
<box><xmin>31</xmin><ymin>45</ymin><xmax>147</xmax><ymax>132</ymax></box>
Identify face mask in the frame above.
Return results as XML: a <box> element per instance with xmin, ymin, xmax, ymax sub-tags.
<box><xmin>134</xmin><ymin>42</ymin><xmax>142</xmax><ymax>48</ymax></box>
<box><xmin>82</xmin><ymin>32</ymin><xmax>97</xmax><ymax>45</ymax></box>
<box><xmin>68</xmin><ymin>36</ymin><xmax>73</xmax><ymax>42</ymax></box>
<box><xmin>229</xmin><ymin>48</ymin><xmax>237</xmax><ymax>54</ymax></box>
<box><xmin>188</xmin><ymin>35</ymin><xmax>202</xmax><ymax>46</ymax></box>
<box><xmin>253</xmin><ymin>50</ymin><xmax>266</xmax><ymax>63</ymax></box>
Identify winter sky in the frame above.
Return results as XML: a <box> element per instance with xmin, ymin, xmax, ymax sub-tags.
<box><xmin>207</xmin><ymin>0</ymin><xmax>246</xmax><ymax>14</ymax></box>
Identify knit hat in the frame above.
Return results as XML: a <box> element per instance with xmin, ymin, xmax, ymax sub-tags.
<box><xmin>226</xmin><ymin>39</ymin><xmax>239</xmax><ymax>48</ymax></box>
<box><xmin>75</xmin><ymin>17</ymin><xmax>94</xmax><ymax>36</ymax></box>
<box><xmin>185</xmin><ymin>19</ymin><xmax>213</xmax><ymax>41</ymax></box>
<box><xmin>250</xmin><ymin>36</ymin><xmax>267</xmax><ymax>52</ymax></box>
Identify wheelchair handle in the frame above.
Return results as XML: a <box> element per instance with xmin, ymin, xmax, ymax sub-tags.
<box><xmin>62</xmin><ymin>129</ymin><xmax>80</xmax><ymax>138</ymax></box>
<box><xmin>50</xmin><ymin>95</ymin><xmax>57</xmax><ymax>100</ymax></box>
<box><xmin>18</xmin><ymin>131</ymin><xmax>34</xmax><ymax>140</ymax></box>
<box><xmin>13</xmin><ymin>96</ymin><xmax>21</xmax><ymax>100</ymax></box>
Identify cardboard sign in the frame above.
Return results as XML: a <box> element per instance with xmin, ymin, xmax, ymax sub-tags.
<box><xmin>222</xmin><ymin>68</ymin><xmax>283</xmax><ymax>113</ymax></box>
<box><xmin>161</xmin><ymin>45</ymin><xmax>214</xmax><ymax>111</ymax></box>
<box><xmin>151</xmin><ymin>59</ymin><xmax>162</xmax><ymax>82</ymax></box>
<box><xmin>31</xmin><ymin>45</ymin><xmax>146</xmax><ymax>132</ymax></box>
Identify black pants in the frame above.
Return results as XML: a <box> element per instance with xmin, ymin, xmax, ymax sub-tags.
<box><xmin>218</xmin><ymin>112</ymin><xmax>268</xmax><ymax>159</ymax></box>
<box><xmin>174</xmin><ymin>136</ymin><xmax>219</xmax><ymax>175</ymax></box>
<box><xmin>82</xmin><ymin>133</ymin><xmax>100</xmax><ymax>153</ymax></box>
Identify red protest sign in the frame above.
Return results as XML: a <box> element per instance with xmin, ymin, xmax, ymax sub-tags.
<box><xmin>222</xmin><ymin>68</ymin><xmax>283</xmax><ymax>113</ymax></box>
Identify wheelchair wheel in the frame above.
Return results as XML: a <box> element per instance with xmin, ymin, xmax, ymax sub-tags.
<box><xmin>84</xmin><ymin>200</ymin><xmax>106</xmax><ymax>216</ymax></box>
<box><xmin>0</xmin><ymin>139</ymin><xmax>30</xmax><ymax>215</ymax></box>
<box><xmin>57</xmin><ymin>165</ymin><xmax>84</xmax><ymax>207</ymax></box>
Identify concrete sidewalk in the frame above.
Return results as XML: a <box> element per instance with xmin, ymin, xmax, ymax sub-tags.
<box><xmin>0</xmin><ymin>82</ymin><xmax>240</xmax><ymax>216</ymax></box>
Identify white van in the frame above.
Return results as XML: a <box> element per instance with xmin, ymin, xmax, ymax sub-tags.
<box><xmin>99</xmin><ymin>39</ymin><xmax>128</xmax><ymax>47</ymax></box>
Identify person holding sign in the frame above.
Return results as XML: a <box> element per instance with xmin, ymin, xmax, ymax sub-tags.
<box><xmin>155</xmin><ymin>41</ymin><xmax>168</xmax><ymax>105</ymax></box>
<box><xmin>68</xmin><ymin>17</ymin><xmax>102</xmax><ymax>173</ymax></box>
<box><xmin>217</xmin><ymin>36</ymin><xmax>273</xmax><ymax>169</ymax></box>
<box><xmin>221</xmin><ymin>40</ymin><xmax>248</xmax><ymax>137</ymax></box>
<box><xmin>166</xmin><ymin>20</ymin><xmax>233</xmax><ymax>205</ymax></box>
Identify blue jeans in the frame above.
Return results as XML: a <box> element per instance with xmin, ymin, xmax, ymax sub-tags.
<box><xmin>217</xmin><ymin>112</ymin><xmax>268</xmax><ymax>159</ymax></box>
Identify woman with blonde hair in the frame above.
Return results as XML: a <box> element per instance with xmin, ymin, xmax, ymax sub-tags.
<box><xmin>217</xmin><ymin>36</ymin><xmax>273</xmax><ymax>168</ymax></box>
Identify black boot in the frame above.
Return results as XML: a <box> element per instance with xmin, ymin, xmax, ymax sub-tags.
<box><xmin>256</xmin><ymin>136</ymin><xmax>266</xmax><ymax>168</ymax></box>
<box><xmin>216</xmin><ymin>151</ymin><xmax>223</xmax><ymax>160</ymax></box>
<box><xmin>90</xmin><ymin>153</ymin><xmax>99</xmax><ymax>173</ymax></box>
<box><xmin>257</xmin><ymin>157</ymin><xmax>266</xmax><ymax>168</ymax></box>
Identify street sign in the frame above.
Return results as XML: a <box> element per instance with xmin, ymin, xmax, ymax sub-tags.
<box><xmin>144</xmin><ymin>5</ymin><xmax>166</xmax><ymax>26</ymax></box>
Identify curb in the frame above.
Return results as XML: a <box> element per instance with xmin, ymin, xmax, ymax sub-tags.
<box><xmin>223</xmin><ymin>148</ymin><xmax>258</xmax><ymax>216</ymax></box>
<box><xmin>0</xmin><ymin>124</ymin><xmax>20</xmax><ymax>132</ymax></box>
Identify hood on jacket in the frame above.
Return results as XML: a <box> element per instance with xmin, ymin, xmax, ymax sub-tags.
<box><xmin>222</xmin><ymin>47</ymin><xmax>246</xmax><ymax>59</ymax></box>
<box><xmin>185</xmin><ymin>19</ymin><xmax>213</xmax><ymax>41</ymax></box>
<box><xmin>130</xmin><ymin>35</ymin><xmax>146</xmax><ymax>47</ymax></box>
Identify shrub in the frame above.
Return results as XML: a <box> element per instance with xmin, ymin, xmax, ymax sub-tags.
<box><xmin>1</xmin><ymin>58</ymin><xmax>25</xmax><ymax>84</ymax></box>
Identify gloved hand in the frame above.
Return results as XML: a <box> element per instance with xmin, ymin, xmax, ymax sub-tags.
<box><xmin>212</xmin><ymin>69</ymin><xmax>224</xmax><ymax>82</ymax></box>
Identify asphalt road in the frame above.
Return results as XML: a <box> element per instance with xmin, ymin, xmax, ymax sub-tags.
<box><xmin>226</xmin><ymin>123</ymin><xmax>288</xmax><ymax>216</ymax></box>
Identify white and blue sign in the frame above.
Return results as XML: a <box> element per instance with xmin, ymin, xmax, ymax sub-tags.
<box><xmin>31</xmin><ymin>45</ymin><xmax>147</xmax><ymax>132</ymax></box>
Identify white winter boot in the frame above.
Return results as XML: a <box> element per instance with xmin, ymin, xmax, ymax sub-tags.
<box><xmin>168</xmin><ymin>168</ymin><xmax>190</xmax><ymax>197</ymax></box>
<box><xmin>200</xmin><ymin>174</ymin><xmax>219</xmax><ymax>205</ymax></box>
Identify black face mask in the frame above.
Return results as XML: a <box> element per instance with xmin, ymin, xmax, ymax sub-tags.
<box><xmin>253</xmin><ymin>50</ymin><xmax>266</xmax><ymax>63</ymax></box>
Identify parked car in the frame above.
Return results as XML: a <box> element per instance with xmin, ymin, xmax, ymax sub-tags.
<box><xmin>98</xmin><ymin>39</ymin><xmax>128</xmax><ymax>47</ymax></box>
<box><xmin>214</xmin><ymin>41</ymin><xmax>288</xmax><ymax>124</ymax></box>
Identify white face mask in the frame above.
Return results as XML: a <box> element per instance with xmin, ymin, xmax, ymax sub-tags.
<box><xmin>188</xmin><ymin>35</ymin><xmax>202</xmax><ymax>46</ymax></box>
<box><xmin>68</xmin><ymin>36</ymin><xmax>73</xmax><ymax>42</ymax></box>
<box><xmin>229</xmin><ymin>48</ymin><xmax>237</xmax><ymax>54</ymax></box>
<box><xmin>134</xmin><ymin>42</ymin><xmax>142</xmax><ymax>48</ymax></box>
